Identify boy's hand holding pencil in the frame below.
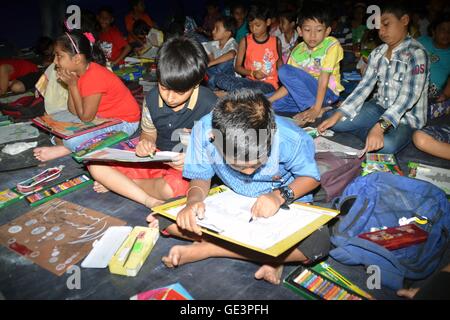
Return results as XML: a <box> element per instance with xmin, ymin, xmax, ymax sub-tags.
<box><xmin>177</xmin><ymin>201</ymin><xmax>205</xmax><ymax>236</ymax></box>
<box><xmin>136</xmin><ymin>138</ymin><xmax>157</xmax><ymax>158</ymax></box>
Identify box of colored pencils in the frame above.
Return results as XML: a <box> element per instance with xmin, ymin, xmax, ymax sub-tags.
<box><xmin>25</xmin><ymin>174</ymin><xmax>93</xmax><ymax>207</ymax></box>
<box><xmin>283</xmin><ymin>262</ymin><xmax>372</xmax><ymax>300</ymax></box>
<box><xmin>72</xmin><ymin>131</ymin><xmax>129</xmax><ymax>162</ymax></box>
<box><xmin>361</xmin><ymin>153</ymin><xmax>403</xmax><ymax>176</ymax></box>
<box><xmin>0</xmin><ymin>188</ymin><xmax>24</xmax><ymax>209</ymax></box>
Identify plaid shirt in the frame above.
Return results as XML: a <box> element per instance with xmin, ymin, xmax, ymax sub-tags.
<box><xmin>339</xmin><ymin>36</ymin><xmax>429</xmax><ymax>129</ymax></box>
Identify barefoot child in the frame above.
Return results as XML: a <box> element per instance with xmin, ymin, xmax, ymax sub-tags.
<box><xmin>88</xmin><ymin>36</ymin><xmax>217</xmax><ymax>209</ymax></box>
<box><xmin>33</xmin><ymin>30</ymin><xmax>141</xmax><ymax>161</ymax></box>
<box><xmin>159</xmin><ymin>90</ymin><xmax>328</xmax><ymax>285</ymax></box>
<box><xmin>205</xmin><ymin>16</ymin><xmax>238</xmax><ymax>90</ymax></box>
<box><xmin>214</xmin><ymin>5</ymin><xmax>283</xmax><ymax>94</ymax></box>
<box><xmin>318</xmin><ymin>2</ymin><xmax>430</xmax><ymax>155</ymax></box>
<box><xmin>269</xmin><ymin>4</ymin><xmax>344</xmax><ymax>123</ymax></box>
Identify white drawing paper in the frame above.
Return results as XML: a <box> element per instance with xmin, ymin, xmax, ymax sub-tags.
<box><xmin>314</xmin><ymin>136</ymin><xmax>362</xmax><ymax>155</ymax></box>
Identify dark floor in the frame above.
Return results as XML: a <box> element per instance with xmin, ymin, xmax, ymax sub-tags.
<box><xmin>0</xmin><ymin>121</ymin><xmax>449</xmax><ymax>300</ymax></box>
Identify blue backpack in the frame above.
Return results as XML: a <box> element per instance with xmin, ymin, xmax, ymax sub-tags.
<box><xmin>330</xmin><ymin>172</ymin><xmax>450</xmax><ymax>290</ymax></box>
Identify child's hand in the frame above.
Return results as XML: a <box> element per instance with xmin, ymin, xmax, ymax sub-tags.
<box><xmin>361</xmin><ymin>124</ymin><xmax>384</xmax><ymax>154</ymax></box>
<box><xmin>135</xmin><ymin>139</ymin><xmax>156</xmax><ymax>157</ymax></box>
<box><xmin>177</xmin><ymin>201</ymin><xmax>205</xmax><ymax>236</ymax></box>
<box><xmin>294</xmin><ymin>108</ymin><xmax>322</xmax><ymax>124</ymax></box>
<box><xmin>251</xmin><ymin>192</ymin><xmax>283</xmax><ymax>219</ymax></box>
<box><xmin>253</xmin><ymin>69</ymin><xmax>267</xmax><ymax>80</ymax></box>
<box><xmin>57</xmin><ymin>69</ymin><xmax>78</xmax><ymax>87</ymax></box>
<box><xmin>317</xmin><ymin>111</ymin><xmax>344</xmax><ymax>133</ymax></box>
<box><xmin>166</xmin><ymin>153</ymin><xmax>185</xmax><ymax>171</ymax></box>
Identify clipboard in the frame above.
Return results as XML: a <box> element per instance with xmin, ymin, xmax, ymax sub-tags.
<box><xmin>152</xmin><ymin>186</ymin><xmax>340</xmax><ymax>257</ymax></box>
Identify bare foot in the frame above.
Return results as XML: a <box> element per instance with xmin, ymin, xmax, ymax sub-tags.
<box><xmin>397</xmin><ymin>288</ymin><xmax>420</xmax><ymax>299</ymax></box>
<box><xmin>93</xmin><ymin>181</ymin><xmax>109</xmax><ymax>193</ymax></box>
<box><xmin>162</xmin><ymin>243</ymin><xmax>205</xmax><ymax>268</ymax></box>
<box><xmin>146</xmin><ymin>213</ymin><xmax>159</xmax><ymax>229</ymax></box>
<box><xmin>33</xmin><ymin>146</ymin><xmax>71</xmax><ymax>162</ymax></box>
<box><xmin>254</xmin><ymin>264</ymin><xmax>284</xmax><ymax>285</ymax></box>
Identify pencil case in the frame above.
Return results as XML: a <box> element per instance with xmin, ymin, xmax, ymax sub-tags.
<box><xmin>16</xmin><ymin>165</ymin><xmax>64</xmax><ymax>195</ymax></box>
<box><xmin>109</xmin><ymin>226</ymin><xmax>159</xmax><ymax>277</ymax></box>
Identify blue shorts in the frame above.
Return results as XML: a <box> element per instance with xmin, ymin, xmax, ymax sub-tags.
<box><xmin>421</xmin><ymin>124</ymin><xmax>450</xmax><ymax>144</ymax></box>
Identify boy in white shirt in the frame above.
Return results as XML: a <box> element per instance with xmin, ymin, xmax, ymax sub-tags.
<box><xmin>203</xmin><ymin>16</ymin><xmax>238</xmax><ymax>90</ymax></box>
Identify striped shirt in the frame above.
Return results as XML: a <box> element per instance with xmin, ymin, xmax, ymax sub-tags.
<box><xmin>339</xmin><ymin>36</ymin><xmax>430</xmax><ymax>129</ymax></box>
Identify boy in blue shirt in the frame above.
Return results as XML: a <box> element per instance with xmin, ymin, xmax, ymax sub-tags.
<box><xmin>160</xmin><ymin>90</ymin><xmax>328</xmax><ymax>285</ymax></box>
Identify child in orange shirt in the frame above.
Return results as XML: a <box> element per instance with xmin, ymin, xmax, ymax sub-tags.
<box><xmin>33</xmin><ymin>30</ymin><xmax>141</xmax><ymax>162</ymax></box>
<box><xmin>125</xmin><ymin>0</ymin><xmax>155</xmax><ymax>44</ymax></box>
<box><xmin>97</xmin><ymin>6</ymin><xmax>132</xmax><ymax>66</ymax></box>
<box><xmin>214</xmin><ymin>5</ymin><xmax>283</xmax><ymax>94</ymax></box>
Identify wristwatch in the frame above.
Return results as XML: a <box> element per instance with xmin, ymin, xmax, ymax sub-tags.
<box><xmin>377</xmin><ymin>119</ymin><xmax>392</xmax><ymax>133</ymax></box>
<box><xmin>278</xmin><ymin>186</ymin><xmax>295</xmax><ymax>207</ymax></box>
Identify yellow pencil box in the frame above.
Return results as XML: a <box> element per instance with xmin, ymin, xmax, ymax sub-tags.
<box><xmin>108</xmin><ymin>226</ymin><xmax>159</xmax><ymax>277</ymax></box>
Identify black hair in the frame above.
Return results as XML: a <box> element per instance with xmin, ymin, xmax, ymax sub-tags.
<box><xmin>34</xmin><ymin>36</ymin><xmax>54</xmax><ymax>65</ymax></box>
<box><xmin>129</xmin><ymin>0</ymin><xmax>143</xmax><ymax>10</ymax></box>
<box><xmin>247</xmin><ymin>4</ymin><xmax>270</xmax><ymax>22</ymax></box>
<box><xmin>98</xmin><ymin>5</ymin><xmax>114</xmax><ymax>16</ymax></box>
<box><xmin>231</xmin><ymin>2</ymin><xmax>247</xmax><ymax>13</ymax></box>
<box><xmin>133</xmin><ymin>19</ymin><xmax>150</xmax><ymax>36</ymax></box>
<box><xmin>212</xmin><ymin>89</ymin><xmax>275</xmax><ymax>164</ymax></box>
<box><xmin>429</xmin><ymin>13</ymin><xmax>450</xmax><ymax>33</ymax></box>
<box><xmin>297</xmin><ymin>2</ymin><xmax>331</xmax><ymax>27</ymax></box>
<box><xmin>278</xmin><ymin>10</ymin><xmax>297</xmax><ymax>24</ymax></box>
<box><xmin>56</xmin><ymin>30</ymin><xmax>106</xmax><ymax>66</ymax></box>
<box><xmin>216</xmin><ymin>16</ymin><xmax>237</xmax><ymax>37</ymax></box>
<box><xmin>381</xmin><ymin>2</ymin><xmax>410</xmax><ymax>20</ymax></box>
<box><xmin>157</xmin><ymin>36</ymin><xmax>207</xmax><ymax>92</ymax></box>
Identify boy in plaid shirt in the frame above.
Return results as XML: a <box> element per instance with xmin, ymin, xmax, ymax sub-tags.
<box><xmin>318</xmin><ymin>3</ymin><xmax>429</xmax><ymax>154</ymax></box>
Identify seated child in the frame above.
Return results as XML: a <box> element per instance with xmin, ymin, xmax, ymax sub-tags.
<box><xmin>418</xmin><ymin>14</ymin><xmax>450</xmax><ymax>120</ymax></box>
<box><xmin>0</xmin><ymin>59</ymin><xmax>39</xmax><ymax>95</ymax></box>
<box><xmin>412</xmin><ymin>124</ymin><xmax>450</xmax><ymax>160</ymax></box>
<box><xmin>231</xmin><ymin>3</ymin><xmax>249</xmax><ymax>44</ymax></box>
<box><xmin>318</xmin><ymin>2</ymin><xmax>430</xmax><ymax>155</ymax></box>
<box><xmin>131</xmin><ymin>19</ymin><xmax>164</xmax><ymax>57</ymax></box>
<box><xmin>196</xmin><ymin>0</ymin><xmax>221</xmax><ymax>39</ymax></box>
<box><xmin>125</xmin><ymin>0</ymin><xmax>155</xmax><ymax>44</ymax></box>
<box><xmin>158</xmin><ymin>89</ymin><xmax>327</xmax><ymax>285</ymax></box>
<box><xmin>97</xmin><ymin>6</ymin><xmax>132</xmax><ymax>66</ymax></box>
<box><xmin>33</xmin><ymin>30</ymin><xmax>141</xmax><ymax>161</ymax></box>
<box><xmin>204</xmin><ymin>16</ymin><xmax>238</xmax><ymax>90</ymax></box>
<box><xmin>88</xmin><ymin>36</ymin><xmax>217</xmax><ymax>208</ymax></box>
<box><xmin>269</xmin><ymin>4</ymin><xmax>343</xmax><ymax>123</ymax></box>
<box><xmin>214</xmin><ymin>5</ymin><xmax>283</xmax><ymax>94</ymax></box>
<box><xmin>277</xmin><ymin>11</ymin><xmax>299</xmax><ymax>63</ymax></box>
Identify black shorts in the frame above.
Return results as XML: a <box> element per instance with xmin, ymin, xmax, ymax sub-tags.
<box><xmin>157</xmin><ymin>215</ymin><xmax>331</xmax><ymax>262</ymax></box>
<box><xmin>16</xmin><ymin>71</ymin><xmax>42</xmax><ymax>90</ymax></box>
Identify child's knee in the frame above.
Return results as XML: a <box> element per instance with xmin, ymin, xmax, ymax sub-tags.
<box><xmin>412</xmin><ymin>130</ymin><xmax>428</xmax><ymax>149</ymax></box>
<box><xmin>297</xmin><ymin>225</ymin><xmax>330</xmax><ymax>263</ymax></box>
<box><xmin>10</xmin><ymin>80</ymin><xmax>25</xmax><ymax>93</ymax></box>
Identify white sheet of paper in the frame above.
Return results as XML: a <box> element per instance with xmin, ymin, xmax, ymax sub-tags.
<box><xmin>314</xmin><ymin>136</ymin><xmax>361</xmax><ymax>155</ymax></box>
<box><xmin>80</xmin><ymin>148</ymin><xmax>179</xmax><ymax>163</ymax></box>
<box><xmin>167</xmin><ymin>189</ymin><xmax>336</xmax><ymax>250</ymax></box>
<box><xmin>415</xmin><ymin>164</ymin><xmax>450</xmax><ymax>194</ymax></box>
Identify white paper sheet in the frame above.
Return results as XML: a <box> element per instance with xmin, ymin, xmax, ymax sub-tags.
<box><xmin>167</xmin><ymin>189</ymin><xmax>336</xmax><ymax>250</ymax></box>
<box><xmin>314</xmin><ymin>136</ymin><xmax>362</xmax><ymax>155</ymax></box>
<box><xmin>80</xmin><ymin>148</ymin><xmax>179</xmax><ymax>163</ymax></box>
